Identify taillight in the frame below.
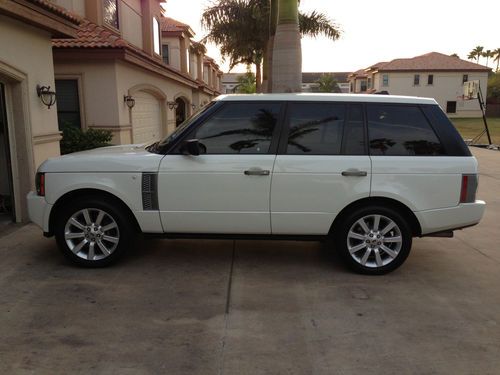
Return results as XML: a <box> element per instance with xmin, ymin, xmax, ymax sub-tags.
<box><xmin>35</xmin><ymin>172</ymin><xmax>45</xmax><ymax>196</ymax></box>
<box><xmin>460</xmin><ymin>174</ymin><xmax>478</xmax><ymax>203</ymax></box>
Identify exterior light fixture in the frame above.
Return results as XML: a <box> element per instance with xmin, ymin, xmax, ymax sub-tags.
<box><xmin>191</xmin><ymin>104</ymin><xmax>196</xmax><ymax>110</ymax></box>
<box><xmin>124</xmin><ymin>95</ymin><xmax>135</xmax><ymax>109</ymax></box>
<box><xmin>167</xmin><ymin>101</ymin><xmax>179</xmax><ymax>110</ymax></box>
<box><xmin>36</xmin><ymin>85</ymin><xmax>56</xmax><ymax>109</ymax></box>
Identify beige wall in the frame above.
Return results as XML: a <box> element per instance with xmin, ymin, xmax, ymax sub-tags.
<box><xmin>121</xmin><ymin>0</ymin><xmax>143</xmax><ymax>48</ymax></box>
<box><xmin>0</xmin><ymin>15</ymin><xmax>61</xmax><ymax>221</ymax></box>
<box><xmin>374</xmin><ymin>71</ymin><xmax>488</xmax><ymax>117</ymax></box>
<box><xmin>53</xmin><ymin>0</ymin><xmax>86</xmax><ymax>17</ymax></box>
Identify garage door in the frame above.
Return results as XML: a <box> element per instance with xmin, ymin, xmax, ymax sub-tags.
<box><xmin>131</xmin><ymin>91</ymin><xmax>162</xmax><ymax>144</ymax></box>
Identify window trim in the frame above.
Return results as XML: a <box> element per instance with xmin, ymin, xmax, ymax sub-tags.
<box><xmin>171</xmin><ymin>101</ymin><xmax>285</xmax><ymax>155</ymax></box>
<box><xmin>102</xmin><ymin>0</ymin><xmax>120</xmax><ymax>32</ymax></box>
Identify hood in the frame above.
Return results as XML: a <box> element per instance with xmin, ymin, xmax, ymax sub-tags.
<box><xmin>38</xmin><ymin>144</ymin><xmax>164</xmax><ymax>173</ymax></box>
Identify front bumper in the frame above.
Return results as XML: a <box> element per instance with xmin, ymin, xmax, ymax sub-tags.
<box><xmin>27</xmin><ymin>191</ymin><xmax>52</xmax><ymax>233</ymax></box>
<box><xmin>415</xmin><ymin>200</ymin><xmax>486</xmax><ymax>235</ymax></box>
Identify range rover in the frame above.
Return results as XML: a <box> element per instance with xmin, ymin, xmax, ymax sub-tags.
<box><xmin>27</xmin><ymin>94</ymin><xmax>485</xmax><ymax>274</ymax></box>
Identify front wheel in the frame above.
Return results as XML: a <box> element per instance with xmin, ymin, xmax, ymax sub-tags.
<box><xmin>55</xmin><ymin>197</ymin><xmax>135</xmax><ymax>267</ymax></box>
<box><xmin>335</xmin><ymin>206</ymin><xmax>412</xmax><ymax>275</ymax></box>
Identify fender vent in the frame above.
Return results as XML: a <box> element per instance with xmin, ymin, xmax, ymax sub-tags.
<box><xmin>142</xmin><ymin>173</ymin><xmax>158</xmax><ymax>210</ymax></box>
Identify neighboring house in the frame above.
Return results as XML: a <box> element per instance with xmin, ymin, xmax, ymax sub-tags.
<box><xmin>348</xmin><ymin>52</ymin><xmax>491</xmax><ymax>117</ymax></box>
<box><xmin>51</xmin><ymin>0</ymin><xmax>222</xmax><ymax>145</ymax></box>
<box><xmin>222</xmin><ymin>72</ymin><xmax>352</xmax><ymax>94</ymax></box>
<box><xmin>0</xmin><ymin>0</ymin><xmax>80</xmax><ymax>223</ymax></box>
<box><xmin>302</xmin><ymin>72</ymin><xmax>351</xmax><ymax>93</ymax></box>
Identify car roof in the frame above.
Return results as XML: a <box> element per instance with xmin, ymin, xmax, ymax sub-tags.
<box><xmin>215</xmin><ymin>93</ymin><xmax>438</xmax><ymax>105</ymax></box>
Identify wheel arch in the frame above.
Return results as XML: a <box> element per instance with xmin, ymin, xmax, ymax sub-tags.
<box><xmin>329</xmin><ymin>196</ymin><xmax>422</xmax><ymax>237</ymax></box>
<box><xmin>47</xmin><ymin>188</ymin><xmax>141</xmax><ymax>236</ymax></box>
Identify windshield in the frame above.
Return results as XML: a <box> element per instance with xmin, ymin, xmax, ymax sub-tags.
<box><xmin>155</xmin><ymin>102</ymin><xmax>216</xmax><ymax>151</ymax></box>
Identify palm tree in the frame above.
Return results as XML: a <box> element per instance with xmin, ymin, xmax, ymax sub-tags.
<box><xmin>316</xmin><ymin>73</ymin><xmax>340</xmax><ymax>92</ymax></box>
<box><xmin>483</xmin><ymin>49</ymin><xmax>493</xmax><ymax>67</ymax></box>
<box><xmin>470</xmin><ymin>46</ymin><xmax>484</xmax><ymax>64</ymax></box>
<box><xmin>235</xmin><ymin>69</ymin><xmax>257</xmax><ymax>93</ymax></box>
<box><xmin>271</xmin><ymin>0</ymin><xmax>301</xmax><ymax>92</ymax></box>
<box><xmin>493</xmin><ymin>48</ymin><xmax>500</xmax><ymax>72</ymax></box>
<box><xmin>201</xmin><ymin>0</ymin><xmax>341</xmax><ymax>92</ymax></box>
<box><xmin>467</xmin><ymin>51</ymin><xmax>476</xmax><ymax>61</ymax></box>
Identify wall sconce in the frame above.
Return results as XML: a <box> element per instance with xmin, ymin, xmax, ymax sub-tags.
<box><xmin>191</xmin><ymin>104</ymin><xmax>196</xmax><ymax>110</ymax></box>
<box><xmin>36</xmin><ymin>85</ymin><xmax>56</xmax><ymax>109</ymax></box>
<box><xmin>167</xmin><ymin>101</ymin><xmax>179</xmax><ymax>110</ymax></box>
<box><xmin>124</xmin><ymin>95</ymin><xmax>135</xmax><ymax>109</ymax></box>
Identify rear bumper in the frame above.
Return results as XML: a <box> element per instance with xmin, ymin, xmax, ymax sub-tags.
<box><xmin>27</xmin><ymin>191</ymin><xmax>52</xmax><ymax>232</ymax></box>
<box><xmin>415</xmin><ymin>200</ymin><xmax>486</xmax><ymax>235</ymax></box>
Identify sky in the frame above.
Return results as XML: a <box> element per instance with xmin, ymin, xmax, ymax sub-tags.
<box><xmin>163</xmin><ymin>0</ymin><xmax>500</xmax><ymax>73</ymax></box>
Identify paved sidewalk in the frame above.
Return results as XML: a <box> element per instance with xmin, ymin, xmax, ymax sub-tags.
<box><xmin>0</xmin><ymin>147</ymin><xmax>499</xmax><ymax>375</ymax></box>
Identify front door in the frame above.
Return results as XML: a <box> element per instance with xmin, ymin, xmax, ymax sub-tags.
<box><xmin>0</xmin><ymin>83</ymin><xmax>14</xmax><ymax>221</ymax></box>
<box><xmin>271</xmin><ymin>102</ymin><xmax>371</xmax><ymax>235</ymax></box>
<box><xmin>158</xmin><ymin>101</ymin><xmax>282</xmax><ymax>234</ymax></box>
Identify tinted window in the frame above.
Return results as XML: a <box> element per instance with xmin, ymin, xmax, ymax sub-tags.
<box><xmin>367</xmin><ymin>105</ymin><xmax>444</xmax><ymax>156</ymax></box>
<box><xmin>342</xmin><ymin>105</ymin><xmax>365</xmax><ymax>155</ymax></box>
<box><xmin>286</xmin><ymin>103</ymin><xmax>345</xmax><ymax>155</ymax></box>
<box><xmin>192</xmin><ymin>102</ymin><xmax>280</xmax><ymax>154</ymax></box>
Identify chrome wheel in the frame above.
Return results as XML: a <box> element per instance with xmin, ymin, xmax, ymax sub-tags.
<box><xmin>64</xmin><ymin>208</ymin><xmax>120</xmax><ymax>261</ymax></box>
<box><xmin>347</xmin><ymin>214</ymin><xmax>402</xmax><ymax>268</ymax></box>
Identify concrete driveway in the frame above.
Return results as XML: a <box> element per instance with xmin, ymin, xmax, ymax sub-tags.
<box><xmin>1</xmin><ymin>147</ymin><xmax>499</xmax><ymax>375</ymax></box>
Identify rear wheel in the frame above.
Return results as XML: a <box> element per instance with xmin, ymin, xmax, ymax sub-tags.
<box><xmin>55</xmin><ymin>197</ymin><xmax>135</xmax><ymax>267</ymax></box>
<box><xmin>335</xmin><ymin>206</ymin><xmax>412</xmax><ymax>275</ymax></box>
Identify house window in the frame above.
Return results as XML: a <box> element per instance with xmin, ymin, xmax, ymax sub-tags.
<box><xmin>103</xmin><ymin>0</ymin><xmax>119</xmax><ymax>29</ymax></box>
<box><xmin>427</xmin><ymin>74</ymin><xmax>434</xmax><ymax>85</ymax></box>
<box><xmin>463</xmin><ymin>74</ymin><xmax>468</xmax><ymax>83</ymax></box>
<box><xmin>153</xmin><ymin>18</ymin><xmax>161</xmax><ymax>55</ymax></box>
<box><xmin>55</xmin><ymin>80</ymin><xmax>81</xmax><ymax>130</ymax></box>
<box><xmin>414</xmin><ymin>74</ymin><xmax>420</xmax><ymax>86</ymax></box>
<box><xmin>162</xmin><ymin>45</ymin><xmax>169</xmax><ymax>65</ymax></box>
<box><xmin>360</xmin><ymin>80</ymin><xmax>367</xmax><ymax>92</ymax></box>
<box><xmin>367</xmin><ymin>78</ymin><xmax>372</xmax><ymax>89</ymax></box>
<box><xmin>350</xmin><ymin>82</ymin><xmax>354</xmax><ymax>92</ymax></box>
<box><xmin>382</xmin><ymin>74</ymin><xmax>389</xmax><ymax>87</ymax></box>
<box><xmin>446</xmin><ymin>101</ymin><xmax>457</xmax><ymax>114</ymax></box>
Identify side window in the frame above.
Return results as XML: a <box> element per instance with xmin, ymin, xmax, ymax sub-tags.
<box><xmin>285</xmin><ymin>103</ymin><xmax>345</xmax><ymax>155</ymax></box>
<box><xmin>367</xmin><ymin>105</ymin><xmax>444</xmax><ymax>156</ymax></box>
<box><xmin>342</xmin><ymin>105</ymin><xmax>365</xmax><ymax>155</ymax></box>
<box><xmin>191</xmin><ymin>102</ymin><xmax>280</xmax><ymax>154</ymax></box>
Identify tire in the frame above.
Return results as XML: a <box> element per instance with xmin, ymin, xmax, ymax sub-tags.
<box><xmin>54</xmin><ymin>196</ymin><xmax>135</xmax><ymax>267</ymax></box>
<box><xmin>334</xmin><ymin>205</ymin><xmax>412</xmax><ymax>275</ymax></box>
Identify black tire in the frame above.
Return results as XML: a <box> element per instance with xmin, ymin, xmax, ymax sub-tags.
<box><xmin>334</xmin><ymin>205</ymin><xmax>412</xmax><ymax>275</ymax></box>
<box><xmin>54</xmin><ymin>196</ymin><xmax>135</xmax><ymax>267</ymax></box>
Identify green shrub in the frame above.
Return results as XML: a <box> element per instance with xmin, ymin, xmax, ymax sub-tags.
<box><xmin>60</xmin><ymin>125</ymin><xmax>113</xmax><ymax>155</ymax></box>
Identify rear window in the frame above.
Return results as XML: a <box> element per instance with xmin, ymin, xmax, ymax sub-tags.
<box><xmin>285</xmin><ymin>103</ymin><xmax>345</xmax><ymax>155</ymax></box>
<box><xmin>367</xmin><ymin>104</ymin><xmax>445</xmax><ymax>156</ymax></box>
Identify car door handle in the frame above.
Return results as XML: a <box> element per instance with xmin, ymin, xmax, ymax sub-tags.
<box><xmin>341</xmin><ymin>169</ymin><xmax>368</xmax><ymax>177</ymax></box>
<box><xmin>244</xmin><ymin>168</ymin><xmax>270</xmax><ymax>176</ymax></box>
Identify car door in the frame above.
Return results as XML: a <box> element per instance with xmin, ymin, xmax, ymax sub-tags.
<box><xmin>158</xmin><ymin>101</ymin><xmax>282</xmax><ymax>234</ymax></box>
<box><xmin>271</xmin><ymin>102</ymin><xmax>371</xmax><ymax>235</ymax></box>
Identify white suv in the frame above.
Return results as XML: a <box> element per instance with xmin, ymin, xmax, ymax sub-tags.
<box><xmin>27</xmin><ymin>94</ymin><xmax>485</xmax><ymax>274</ymax></box>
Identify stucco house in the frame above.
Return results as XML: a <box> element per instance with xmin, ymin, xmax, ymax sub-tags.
<box><xmin>0</xmin><ymin>0</ymin><xmax>80</xmax><ymax>223</ymax></box>
<box><xmin>348</xmin><ymin>52</ymin><xmax>491</xmax><ymax>117</ymax></box>
<box><xmin>51</xmin><ymin>0</ymin><xmax>222</xmax><ymax>144</ymax></box>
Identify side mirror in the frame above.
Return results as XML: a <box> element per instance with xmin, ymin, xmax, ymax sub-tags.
<box><xmin>180</xmin><ymin>139</ymin><xmax>202</xmax><ymax>156</ymax></box>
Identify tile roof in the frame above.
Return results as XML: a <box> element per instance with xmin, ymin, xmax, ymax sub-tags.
<box><xmin>377</xmin><ymin>52</ymin><xmax>490</xmax><ymax>72</ymax></box>
<box><xmin>160</xmin><ymin>17</ymin><xmax>192</xmax><ymax>33</ymax></box>
<box><xmin>52</xmin><ymin>19</ymin><xmax>128</xmax><ymax>48</ymax></box>
<box><xmin>28</xmin><ymin>0</ymin><xmax>81</xmax><ymax>24</ymax></box>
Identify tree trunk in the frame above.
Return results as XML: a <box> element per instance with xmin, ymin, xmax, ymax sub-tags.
<box><xmin>255</xmin><ymin>62</ymin><xmax>262</xmax><ymax>93</ymax></box>
<box><xmin>262</xmin><ymin>0</ymin><xmax>278</xmax><ymax>93</ymax></box>
<box><xmin>271</xmin><ymin>0</ymin><xmax>301</xmax><ymax>93</ymax></box>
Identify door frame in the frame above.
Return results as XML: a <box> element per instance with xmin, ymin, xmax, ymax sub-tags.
<box><xmin>0</xmin><ymin>83</ymin><xmax>15</xmax><ymax>220</ymax></box>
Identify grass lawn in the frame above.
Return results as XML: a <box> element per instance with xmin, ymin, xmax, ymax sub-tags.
<box><xmin>451</xmin><ymin>117</ymin><xmax>500</xmax><ymax>145</ymax></box>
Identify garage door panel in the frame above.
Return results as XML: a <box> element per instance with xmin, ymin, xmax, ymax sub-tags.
<box><xmin>132</xmin><ymin>91</ymin><xmax>162</xmax><ymax>144</ymax></box>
